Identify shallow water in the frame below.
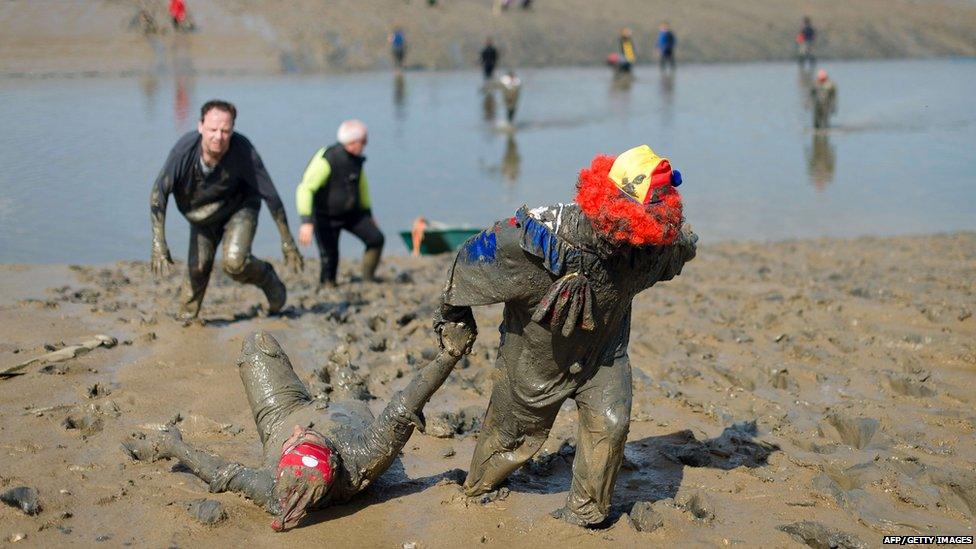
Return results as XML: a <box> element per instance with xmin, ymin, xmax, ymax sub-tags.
<box><xmin>0</xmin><ymin>57</ymin><xmax>973</xmax><ymax>263</ymax></box>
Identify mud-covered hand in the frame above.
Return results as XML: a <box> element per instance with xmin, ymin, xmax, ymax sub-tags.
<box><xmin>150</xmin><ymin>240</ymin><xmax>174</xmax><ymax>278</ymax></box>
<box><xmin>281</xmin><ymin>240</ymin><xmax>304</xmax><ymax>273</ymax></box>
<box><xmin>433</xmin><ymin>301</ymin><xmax>477</xmax><ymax>356</ymax></box>
<box><xmin>438</xmin><ymin>321</ymin><xmax>477</xmax><ymax>357</ymax></box>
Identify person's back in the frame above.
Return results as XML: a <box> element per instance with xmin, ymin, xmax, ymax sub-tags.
<box><xmin>480</xmin><ymin>41</ymin><xmax>499</xmax><ymax>79</ymax></box>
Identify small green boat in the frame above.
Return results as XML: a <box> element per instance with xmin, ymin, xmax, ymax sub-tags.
<box><xmin>399</xmin><ymin>226</ymin><xmax>483</xmax><ymax>255</ymax></box>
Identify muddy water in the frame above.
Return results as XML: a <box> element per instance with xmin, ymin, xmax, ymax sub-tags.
<box><xmin>0</xmin><ymin>58</ymin><xmax>974</xmax><ymax>263</ymax></box>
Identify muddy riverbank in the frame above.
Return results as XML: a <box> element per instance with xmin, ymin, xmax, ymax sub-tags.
<box><xmin>2</xmin><ymin>0</ymin><xmax>976</xmax><ymax>76</ymax></box>
<box><xmin>0</xmin><ymin>233</ymin><xmax>973</xmax><ymax>546</ymax></box>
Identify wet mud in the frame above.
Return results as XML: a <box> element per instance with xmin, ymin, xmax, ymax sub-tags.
<box><xmin>0</xmin><ymin>232</ymin><xmax>974</xmax><ymax>546</ymax></box>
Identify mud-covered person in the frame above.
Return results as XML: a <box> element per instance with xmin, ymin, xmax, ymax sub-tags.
<box><xmin>295</xmin><ymin>120</ymin><xmax>385</xmax><ymax>288</ymax></box>
<box><xmin>811</xmin><ymin>69</ymin><xmax>838</xmax><ymax>129</ymax></box>
<box><xmin>150</xmin><ymin>100</ymin><xmax>303</xmax><ymax>321</ymax></box>
<box><xmin>124</xmin><ymin>324</ymin><xmax>475</xmax><ymax>531</ymax></box>
<box><xmin>434</xmin><ymin>145</ymin><xmax>697</xmax><ymax>526</ymax></box>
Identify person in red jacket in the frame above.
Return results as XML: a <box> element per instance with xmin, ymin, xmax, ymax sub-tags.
<box><xmin>169</xmin><ymin>0</ymin><xmax>187</xmax><ymax>31</ymax></box>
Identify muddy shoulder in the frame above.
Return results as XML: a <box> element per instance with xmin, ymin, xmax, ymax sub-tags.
<box><xmin>0</xmin><ymin>233</ymin><xmax>973</xmax><ymax>546</ymax></box>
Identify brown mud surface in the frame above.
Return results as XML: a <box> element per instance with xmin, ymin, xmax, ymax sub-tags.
<box><xmin>1</xmin><ymin>233</ymin><xmax>975</xmax><ymax>546</ymax></box>
<box><xmin>2</xmin><ymin>0</ymin><xmax>975</xmax><ymax>76</ymax></box>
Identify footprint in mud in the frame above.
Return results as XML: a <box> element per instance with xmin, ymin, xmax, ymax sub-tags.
<box><xmin>770</xmin><ymin>368</ymin><xmax>797</xmax><ymax>391</ymax></box>
<box><xmin>822</xmin><ymin>413</ymin><xmax>880</xmax><ymax>450</ymax></box>
<box><xmin>424</xmin><ymin>406</ymin><xmax>484</xmax><ymax>439</ymax></box>
<box><xmin>885</xmin><ymin>373</ymin><xmax>936</xmax><ymax>398</ymax></box>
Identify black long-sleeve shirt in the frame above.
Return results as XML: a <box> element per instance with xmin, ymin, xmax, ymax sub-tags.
<box><xmin>151</xmin><ymin>131</ymin><xmax>287</xmax><ymax>226</ymax></box>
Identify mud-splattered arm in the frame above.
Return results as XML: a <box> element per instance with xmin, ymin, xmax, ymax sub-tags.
<box><xmin>344</xmin><ymin>343</ymin><xmax>468</xmax><ymax>491</ymax></box>
<box><xmin>149</xmin><ymin>148</ymin><xmax>182</xmax><ymax>276</ymax></box>
<box><xmin>434</xmin><ymin>219</ymin><xmax>545</xmax><ymax>345</ymax></box>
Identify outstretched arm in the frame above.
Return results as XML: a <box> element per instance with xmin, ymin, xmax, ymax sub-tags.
<box><xmin>346</xmin><ymin>324</ymin><xmax>475</xmax><ymax>489</ymax></box>
<box><xmin>150</xmin><ymin>153</ymin><xmax>178</xmax><ymax>277</ymax></box>
<box><xmin>124</xmin><ymin>428</ymin><xmax>276</xmax><ymax>509</ymax></box>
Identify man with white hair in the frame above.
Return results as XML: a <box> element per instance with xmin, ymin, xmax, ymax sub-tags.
<box><xmin>296</xmin><ymin>120</ymin><xmax>385</xmax><ymax>287</ymax></box>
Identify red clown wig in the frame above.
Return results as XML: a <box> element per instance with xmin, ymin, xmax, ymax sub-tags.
<box><xmin>575</xmin><ymin>152</ymin><xmax>683</xmax><ymax>246</ymax></box>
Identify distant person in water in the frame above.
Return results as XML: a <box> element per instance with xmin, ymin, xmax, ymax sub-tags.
<box><xmin>656</xmin><ymin>22</ymin><xmax>676</xmax><ymax>71</ymax></box>
<box><xmin>617</xmin><ymin>28</ymin><xmax>636</xmax><ymax>74</ymax></box>
<box><xmin>169</xmin><ymin>0</ymin><xmax>193</xmax><ymax>31</ymax></box>
<box><xmin>499</xmin><ymin>70</ymin><xmax>522</xmax><ymax>123</ymax></box>
<box><xmin>796</xmin><ymin>16</ymin><xmax>817</xmax><ymax>68</ymax></box>
<box><xmin>480</xmin><ymin>38</ymin><xmax>499</xmax><ymax>80</ymax></box>
<box><xmin>389</xmin><ymin>26</ymin><xmax>406</xmax><ymax>69</ymax></box>
<box><xmin>123</xmin><ymin>328</ymin><xmax>474</xmax><ymax>531</ymax></box>
<box><xmin>811</xmin><ymin>69</ymin><xmax>837</xmax><ymax>129</ymax></box>
<box><xmin>149</xmin><ymin>100</ymin><xmax>303</xmax><ymax>321</ymax></box>
<box><xmin>296</xmin><ymin>120</ymin><xmax>385</xmax><ymax>288</ymax></box>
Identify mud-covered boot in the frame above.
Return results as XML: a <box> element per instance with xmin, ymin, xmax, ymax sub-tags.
<box><xmin>362</xmin><ymin>248</ymin><xmax>382</xmax><ymax>282</ymax></box>
<box><xmin>259</xmin><ymin>266</ymin><xmax>287</xmax><ymax>314</ymax></box>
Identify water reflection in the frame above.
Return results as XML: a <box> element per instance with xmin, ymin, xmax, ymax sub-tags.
<box><xmin>610</xmin><ymin>72</ymin><xmax>634</xmax><ymax>92</ymax></box>
<box><xmin>393</xmin><ymin>73</ymin><xmax>406</xmax><ymax>118</ymax></box>
<box><xmin>139</xmin><ymin>38</ymin><xmax>167</xmax><ymax>116</ymax></box>
<box><xmin>170</xmin><ymin>36</ymin><xmax>195</xmax><ymax>128</ymax></box>
<box><xmin>797</xmin><ymin>66</ymin><xmax>814</xmax><ymax>110</ymax></box>
<box><xmin>608</xmin><ymin>73</ymin><xmax>632</xmax><ymax>118</ymax></box>
<box><xmin>657</xmin><ymin>70</ymin><xmax>675</xmax><ymax>130</ymax></box>
<box><xmin>806</xmin><ymin>132</ymin><xmax>835</xmax><ymax>190</ymax></box>
<box><xmin>502</xmin><ymin>133</ymin><xmax>520</xmax><ymax>184</ymax></box>
<box><xmin>481</xmin><ymin>89</ymin><xmax>496</xmax><ymax>122</ymax></box>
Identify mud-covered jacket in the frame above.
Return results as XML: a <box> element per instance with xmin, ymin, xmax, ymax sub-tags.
<box><xmin>151</xmin><ymin>131</ymin><xmax>287</xmax><ymax>226</ymax></box>
<box><xmin>295</xmin><ymin>144</ymin><xmax>372</xmax><ymax>223</ymax></box>
<box><xmin>438</xmin><ymin>203</ymin><xmax>697</xmax><ymax>406</ymax></box>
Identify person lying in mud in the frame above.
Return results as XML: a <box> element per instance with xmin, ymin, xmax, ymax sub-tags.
<box><xmin>150</xmin><ymin>99</ymin><xmax>303</xmax><ymax>321</ymax></box>
<box><xmin>434</xmin><ymin>145</ymin><xmax>698</xmax><ymax>526</ymax></box>
<box><xmin>123</xmin><ymin>326</ymin><xmax>474</xmax><ymax>531</ymax></box>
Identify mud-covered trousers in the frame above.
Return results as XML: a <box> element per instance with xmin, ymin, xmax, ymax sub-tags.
<box><xmin>463</xmin><ymin>352</ymin><xmax>633</xmax><ymax>524</ymax></box>
<box><xmin>313</xmin><ymin>211</ymin><xmax>385</xmax><ymax>284</ymax></box>
<box><xmin>180</xmin><ymin>207</ymin><xmax>276</xmax><ymax>317</ymax></box>
<box><xmin>144</xmin><ymin>337</ymin><xmax>312</xmax><ymax>508</ymax></box>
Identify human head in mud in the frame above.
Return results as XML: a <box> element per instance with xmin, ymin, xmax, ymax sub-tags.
<box><xmin>197</xmin><ymin>99</ymin><xmax>237</xmax><ymax>161</ymax></box>
<box><xmin>575</xmin><ymin>144</ymin><xmax>684</xmax><ymax>247</ymax></box>
<box><xmin>337</xmin><ymin>119</ymin><xmax>368</xmax><ymax>157</ymax></box>
<box><xmin>271</xmin><ymin>425</ymin><xmax>336</xmax><ymax>531</ymax></box>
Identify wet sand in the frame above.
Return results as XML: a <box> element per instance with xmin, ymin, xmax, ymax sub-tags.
<box><xmin>2</xmin><ymin>0</ymin><xmax>976</xmax><ymax>76</ymax></box>
<box><xmin>0</xmin><ymin>233</ymin><xmax>974</xmax><ymax>546</ymax></box>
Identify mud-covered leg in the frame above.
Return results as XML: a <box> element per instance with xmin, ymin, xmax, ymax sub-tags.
<box><xmin>238</xmin><ymin>332</ymin><xmax>313</xmax><ymax>447</ymax></box>
<box><xmin>179</xmin><ymin>223</ymin><xmax>218</xmax><ymax>319</ymax></box>
<box><xmin>123</xmin><ymin>427</ymin><xmax>275</xmax><ymax>507</ymax></box>
<box><xmin>222</xmin><ymin>208</ymin><xmax>286</xmax><ymax>313</ymax></box>
<box><xmin>463</xmin><ymin>371</ymin><xmax>563</xmax><ymax>496</ymax></box>
<box><xmin>557</xmin><ymin>355</ymin><xmax>633</xmax><ymax>526</ymax></box>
